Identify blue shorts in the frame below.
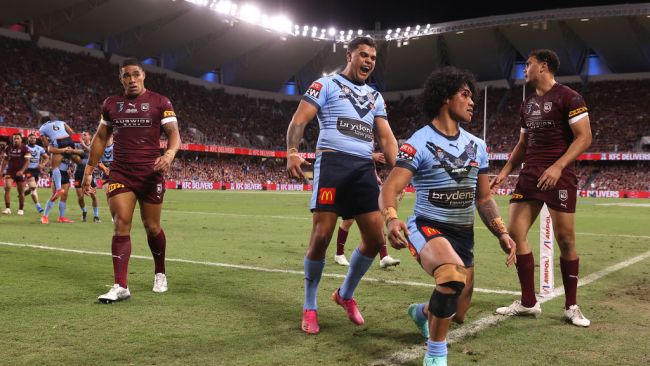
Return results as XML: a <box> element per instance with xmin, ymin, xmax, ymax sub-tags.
<box><xmin>52</xmin><ymin>137</ymin><xmax>75</xmax><ymax>149</ymax></box>
<box><xmin>406</xmin><ymin>216</ymin><xmax>475</xmax><ymax>267</ymax></box>
<box><xmin>310</xmin><ymin>151</ymin><xmax>379</xmax><ymax>219</ymax></box>
<box><xmin>52</xmin><ymin>171</ymin><xmax>71</xmax><ymax>185</ymax></box>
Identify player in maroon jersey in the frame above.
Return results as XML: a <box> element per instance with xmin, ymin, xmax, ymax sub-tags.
<box><xmin>81</xmin><ymin>58</ymin><xmax>181</xmax><ymax>303</ymax></box>
<box><xmin>490</xmin><ymin>49</ymin><xmax>592</xmax><ymax>327</ymax></box>
<box><xmin>2</xmin><ymin>133</ymin><xmax>31</xmax><ymax>216</ymax></box>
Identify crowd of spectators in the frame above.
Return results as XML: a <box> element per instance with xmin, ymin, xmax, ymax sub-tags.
<box><xmin>2</xmin><ymin>35</ymin><xmax>649</xmax><ymax>190</ymax></box>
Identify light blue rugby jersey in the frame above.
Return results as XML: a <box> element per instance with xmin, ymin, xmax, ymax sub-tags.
<box><xmin>396</xmin><ymin>124</ymin><xmax>489</xmax><ymax>226</ymax></box>
<box><xmin>302</xmin><ymin>74</ymin><xmax>387</xmax><ymax>158</ymax></box>
<box><xmin>101</xmin><ymin>144</ymin><xmax>114</xmax><ymax>166</ymax></box>
<box><xmin>26</xmin><ymin>144</ymin><xmax>46</xmax><ymax>169</ymax></box>
<box><xmin>39</xmin><ymin>120</ymin><xmax>70</xmax><ymax>144</ymax></box>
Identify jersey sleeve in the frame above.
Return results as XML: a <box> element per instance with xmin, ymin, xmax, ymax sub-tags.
<box><xmin>301</xmin><ymin>77</ymin><xmax>329</xmax><ymax>111</ymax></box>
<box><xmin>395</xmin><ymin>137</ymin><xmax>422</xmax><ymax>173</ymax></box>
<box><xmin>519</xmin><ymin>101</ymin><xmax>527</xmax><ymax>133</ymax></box>
<box><xmin>374</xmin><ymin>92</ymin><xmax>387</xmax><ymax>119</ymax></box>
<box><xmin>565</xmin><ymin>91</ymin><xmax>589</xmax><ymax>124</ymax></box>
<box><xmin>160</xmin><ymin>96</ymin><xmax>177</xmax><ymax>125</ymax></box>
<box><xmin>477</xmin><ymin>139</ymin><xmax>489</xmax><ymax>174</ymax></box>
<box><xmin>100</xmin><ymin>98</ymin><xmax>113</xmax><ymax>127</ymax></box>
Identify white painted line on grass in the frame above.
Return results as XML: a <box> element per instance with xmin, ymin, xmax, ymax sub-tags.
<box><xmin>369</xmin><ymin>248</ymin><xmax>650</xmax><ymax>366</ymax></box>
<box><xmin>0</xmin><ymin>241</ymin><xmax>518</xmax><ymax>295</ymax></box>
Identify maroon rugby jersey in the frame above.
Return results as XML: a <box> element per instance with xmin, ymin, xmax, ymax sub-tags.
<box><xmin>100</xmin><ymin>90</ymin><xmax>177</xmax><ymax>167</ymax></box>
<box><xmin>5</xmin><ymin>144</ymin><xmax>29</xmax><ymax>173</ymax></box>
<box><xmin>519</xmin><ymin>83</ymin><xmax>588</xmax><ymax>168</ymax></box>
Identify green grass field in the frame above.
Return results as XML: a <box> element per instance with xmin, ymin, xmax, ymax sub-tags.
<box><xmin>1</xmin><ymin>190</ymin><xmax>649</xmax><ymax>365</ymax></box>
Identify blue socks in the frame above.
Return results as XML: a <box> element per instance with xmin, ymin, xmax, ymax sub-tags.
<box><xmin>415</xmin><ymin>303</ymin><xmax>428</xmax><ymax>322</ymax></box>
<box><xmin>52</xmin><ymin>168</ymin><xmax>61</xmax><ymax>190</ymax></box>
<box><xmin>58</xmin><ymin>201</ymin><xmax>66</xmax><ymax>217</ymax></box>
<box><xmin>303</xmin><ymin>257</ymin><xmax>325</xmax><ymax>310</ymax></box>
<box><xmin>93</xmin><ymin>206</ymin><xmax>99</xmax><ymax>217</ymax></box>
<box><xmin>426</xmin><ymin>340</ymin><xmax>447</xmax><ymax>357</ymax></box>
<box><xmin>44</xmin><ymin>200</ymin><xmax>55</xmax><ymax>216</ymax></box>
<box><xmin>339</xmin><ymin>247</ymin><xmax>374</xmax><ymax>299</ymax></box>
<box><xmin>35</xmin><ymin>202</ymin><xmax>43</xmax><ymax>212</ymax></box>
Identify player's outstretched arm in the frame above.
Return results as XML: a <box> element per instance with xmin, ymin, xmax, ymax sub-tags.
<box><xmin>476</xmin><ymin>174</ymin><xmax>516</xmax><ymax>266</ymax></box>
<box><xmin>83</xmin><ymin>123</ymin><xmax>112</xmax><ymax>195</ymax></box>
<box><xmin>286</xmin><ymin>100</ymin><xmax>317</xmax><ymax>180</ymax></box>
<box><xmin>374</xmin><ymin>117</ymin><xmax>398</xmax><ymax>167</ymax></box>
<box><xmin>490</xmin><ymin>131</ymin><xmax>528</xmax><ymax>189</ymax></box>
<box><xmin>155</xmin><ymin>121</ymin><xmax>181</xmax><ymax>173</ymax></box>
<box><xmin>379</xmin><ymin>167</ymin><xmax>413</xmax><ymax>249</ymax></box>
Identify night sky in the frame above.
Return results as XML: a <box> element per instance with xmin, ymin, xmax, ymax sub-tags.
<box><xmin>261</xmin><ymin>0</ymin><xmax>649</xmax><ymax>30</ymax></box>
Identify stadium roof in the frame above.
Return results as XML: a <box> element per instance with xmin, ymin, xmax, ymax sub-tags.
<box><xmin>2</xmin><ymin>1</ymin><xmax>650</xmax><ymax>93</ymax></box>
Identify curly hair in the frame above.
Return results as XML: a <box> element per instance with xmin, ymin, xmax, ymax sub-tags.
<box><xmin>420</xmin><ymin>66</ymin><xmax>477</xmax><ymax>121</ymax></box>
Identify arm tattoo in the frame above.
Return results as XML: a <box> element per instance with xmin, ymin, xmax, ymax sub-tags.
<box><xmin>162</xmin><ymin>121</ymin><xmax>178</xmax><ymax>136</ymax></box>
<box><xmin>477</xmin><ymin>198</ymin><xmax>508</xmax><ymax>238</ymax></box>
<box><xmin>286</xmin><ymin>122</ymin><xmax>306</xmax><ymax>151</ymax></box>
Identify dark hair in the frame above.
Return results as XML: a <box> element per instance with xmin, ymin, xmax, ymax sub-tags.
<box><xmin>420</xmin><ymin>66</ymin><xmax>477</xmax><ymax>121</ymax></box>
<box><xmin>529</xmin><ymin>49</ymin><xmax>560</xmax><ymax>74</ymax></box>
<box><xmin>12</xmin><ymin>132</ymin><xmax>22</xmax><ymax>138</ymax></box>
<box><xmin>347</xmin><ymin>36</ymin><xmax>376</xmax><ymax>52</ymax></box>
<box><xmin>28</xmin><ymin>133</ymin><xmax>35</xmax><ymax>137</ymax></box>
<box><xmin>120</xmin><ymin>58</ymin><xmax>144</xmax><ymax>70</ymax></box>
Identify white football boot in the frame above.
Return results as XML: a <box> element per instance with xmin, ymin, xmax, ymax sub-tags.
<box><xmin>98</xmin><ymin>284</ymin><xmax>131</xmax><ymax>304</ymax></box>
<box><xmin>153</xmin><ymin>273</ymin><xmax>168</xmax><ymax>293</ymax></box>
<box><xmin>564</xmin><ymin>305</ymin><xmax>590</xmax><ymax>327</ymax></box>
<box><xmin>334</xmin><ymin>254</ymin><xmax>350</xmax><ymax>266</ymax></box>
<box><xmin>495</xmin><ymin>300</ymin><xmax>542</xmax><ymax>318</ymax></box>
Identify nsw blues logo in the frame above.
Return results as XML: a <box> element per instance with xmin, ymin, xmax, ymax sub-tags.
<box><xmin>332</xmin><ymin>79</ymin><xmax>376</xmax><ymax>118</ymax></box>
<box><xmin>425</xmin><ymin>140</ymin><xmax>479</xmax><ymax>183</ymax></box>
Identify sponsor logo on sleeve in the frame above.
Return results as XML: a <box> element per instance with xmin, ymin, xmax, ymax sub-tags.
<box><xmin>163</xmin><ymin>110</ymin><xmax>176</xmax><ymax>118</ymax></box>
<box><xmin>398</xmin><ymin>143</ymin><xmax>417</xmax><ymax>161</ymax></box>
<box><xmin>317</xmin><ymin>187</ymin><xmax>336</xmax><ymax>205</ymax></box>
<box><xmin>306</xmin><ymin>82</ymin><xmax>323</xmax><ymax>99</ymax></box>
<box><xmin>568</xmin><ymin>106</ymin><xmax>587</xmax><ymax>118</ymax></box>
<box><xmin>107</xmin><ymin>182</ymin><xmax>125</xmax><ymax>193</ymax></box>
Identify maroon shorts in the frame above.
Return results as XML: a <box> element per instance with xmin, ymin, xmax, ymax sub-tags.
<box><xmin>4</xmin><ymin>169</ymin><xmax>25</xmax><ymax>183</ymax></box>
<box><xmin>510</xmin><ymin>165</ymin><xmax>577</xmax><ymax>213</ymax></box>
<box><xmin>106</xmin><ymin>165</ymin><xmax>165</xmax><ymax>204</ymax></box>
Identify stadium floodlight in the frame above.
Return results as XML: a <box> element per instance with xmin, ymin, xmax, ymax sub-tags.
<box><xmin>328</xmin><ymin>27</ymin><xmax>336</xmax><ymax>36</ymax></box>
<box><xmin>270</xmin><ymin>15</ymin><xmax>292</xmax><ymax>33</ymax></box>
<box><xmin>415</xmin><ymin>25</ymin><xmax>420</xmax><ymax>30</ymax></box>
<box><xmin>312</xmin><ymin>26</ymin><xmax>318</xmax><ymax>32</ymax></box>
<box><xmin>396</xmin><ymin>27</ymin><xmax>401</xmax><ymax>33</ymax></box>
<box><xmin>346</xmin><ymin>34</ymin><xmax>352</xmax><ymax>40</ymax></box>
<box><xmin>426</xmin><ymin>24</ymin><xmax>430</xmax><ymax>29</ymax></box>
<box><xmin>348</xmin><ymin>29</ymin><xmax>353</xmax><ymax>35</ymax></box>
<box><xmin>387</xmin><ymin>29</ymin><xmax>392</xmax><ymax>34</ymax></box>
<box><xmin>214</xmin><ymin>0</ymin><xmax>231</xmax><ymax>14</ymax></box>
<box><xmin>239</xmin><ymin>4</ymin><xmax>261</xmax><ymax>24</ymax></box>
<box><xmin>229</xmin><ymin>3</ymin><xmax>238</xmax><ymax>16</ymax></box>
<box><xmin>357</xmin><ymin>29</ymin><xmax>362</xmax><ymax>35</ymax></box>
<box><xmin>385</xmin><ymin>34</ymin><xmax>390</xmax><ymax>39</ymax></box>
<box><xmin>302</xmin><ymin>30</ymin><xmax>308</xmax><ymax>36</ymax></box>
<box><xmin>405</xmin><ymin>26</ymin><xmax>410</xmax><ymax>32</ymax></box>
<box><xmin>303</xmin><ymin>25</ymin><xmax>309</xmax><ymax>30</ymax></box>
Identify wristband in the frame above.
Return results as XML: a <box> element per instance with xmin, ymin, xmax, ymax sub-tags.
<box><xmin>490</xmin><ymin>217</ymin><xmax>508</xmax><ymax>236</ymax></box>
<box><xmin>381</xmin><ymin>207</ymin><xmax>398</xmax><ymax>226</ymax></box>
<box><xmin>84</xmin><ymin>164</ymin><xmax>96</xmax><ymax>177</ymax></box>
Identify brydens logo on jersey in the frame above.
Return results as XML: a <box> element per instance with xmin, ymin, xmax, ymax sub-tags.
<box><xmin>306</xmin><ymin>82</ymin><xmax>323</xmax><ymax>98</ymax></box>
<box><xmin>398</xmin><ymin>144</ymin><xmax>416</xmax><ymax>161</ymax></box>
<box><xmin>427</xmin><ymin>187</ymin><xmax>475</xmax><ymax>209</ymax></box>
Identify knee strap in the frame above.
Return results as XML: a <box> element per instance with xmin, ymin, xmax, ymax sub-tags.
<box><xmin>428</xmin><ymin>263</ymin><xmax>467</xmax><ymax>318</ymax></box>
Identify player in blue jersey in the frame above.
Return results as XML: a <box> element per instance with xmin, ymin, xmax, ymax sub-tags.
<box><xmin>73</xmin><ymin>131</ymin><xmax>100</xmax><ymax>222</ymax></box>
<box><xmin>39</xmin><ymin>118</ymin><xmax>83</xmax><ymax>202</ymax></box>
<box><xmin>286</xmin><ymin>36</ymin><xmax>399</xmax><ymax>334</ymax></box>
<box><xmin>23</xmin><ymin>133</ymin><xmax>49</xmax><ymax>213</ymax></box>
<box><xmin>42</xmin><ymin>155</ymin><xmax>74</xmax><ymax>224</ymax></box>
<box><xmin>379</xmin><ymin>67</ymin><xmax>517</xmax><ymax>366</ymax></box>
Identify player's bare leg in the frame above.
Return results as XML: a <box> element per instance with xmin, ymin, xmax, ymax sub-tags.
<box><xmin>25</xmin><ymin>177</ymin><xmax>43</xmax><ymax>213</ymax></box>
<box><xmin>549</xmin><ymin>209</ymin><xmax>589</xmax><ymax>326</ymax></box>
<box><xmin>16</xmin><ymin>179</ymin><xmax>26</xmax><ymax>215</ymax></box>
<box><xmin>419</xmin><ymin>237</ymin><xmax>466</xmax><ymax>365</ymax></box>
<box><xmin>140</xmin><ymin>200</ymin><xmax>167</xmax><ymax>293</ymax></box>
<box><xmin>3</xmin><ymin>177</ymin><xmax>13</xmax><ymax>214</ymax></box>
<box><xmin>98</xmin><ymin>192</ymin><xmax>136</xmax><ymax>303</ymax></box>
<box><xmin>453</xmin><ymin>267</ymin><xmax>474</xmax><ymax>324</ymax></box>
<box><xmin>302</xmin><ymin>210</ymin><xmax>338</xmax><ymax>334</ymax></box>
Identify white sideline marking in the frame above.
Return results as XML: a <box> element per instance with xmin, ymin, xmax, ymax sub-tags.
<box><xmin>167</xmin><ymin>210</ymin><xmax>650</xmax><ymax>239</ymax></box>
<box><xmin>0</xmin><ymin>241</ymin><xmax>518</xmax><ymax>295</ymax></box>
<box><xmin>369</xmin><ymin>249</ymin><xmax>650</xmax><ymax>366</ymax></box>
<box><xmin>596</xmin><ymin>202</ymin><xmax>650</xmax><ymax>208</ymax></box>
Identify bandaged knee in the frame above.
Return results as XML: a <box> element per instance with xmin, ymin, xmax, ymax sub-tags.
<box><xmin>428</xmin><ymin>264</ymin><xmax>467</xmax><ymax>318</ymax></box>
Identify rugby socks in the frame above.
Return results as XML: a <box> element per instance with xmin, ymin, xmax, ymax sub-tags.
<box><xmin>112</xmin><ymin>235</ymin><xmax>132</xmax><ymax>288</ymax></box>
<box><xmin>560</xmin><ymin>257</ymin><xmax>579</xmax><ymax>309</ymax></box>
<box><xmin>44</xmin><ymin>200</ymin><xmax>55</xmax><ymax>216</ymax></box>
<box><xmin>339</xmin><ymin>247</ymin><xmax>374</xmax><ymax>299</ymax></box>
<box><xmin>379</xmin><ymin>244</ymin><xmax>388</xmax><ymax>259</ymax></box>
<box><xmin>35</xmin><ymin>202</ymin><xmax>43</xmax><ymax>212</ymax></box>
<box><xmin>93</xmin><ymin>206</ymin><xmax>99</xmax><ymax>218</ymax></box>
<box><xmin>58</xmin><ymin>201</ymin><xmax>66</xmax><ymax>217</ymax></box>
<box><xmin>303</xmin><ymin>257</ymin><xmax>325</xmax><ymax>310</ymax></box>
<box><xmin>415</xmin><ymin>303</ymin><xmax>428</xmax><ymax>322</ymax></box>
<box><xmin>516</xmin><ymin>252</ymin><xmax>537</xmax><ymax>307</ymax></box>
<box><xmin>81</xmin><ymin>207</ymin><xmax>87</xmax><ymax>213</ymax></box>
<box><xmin>426</xmin><ymin>339</ymin><xmax>447</xmax><ymax>357</ymax></box>
<box><xmin>147</xmin><ymin>229</ymin><xmax>167</xmax><ymax>274</ymax></box>
<box><xmin>52</xmin><ymin>168</ymin><xmax>62</xmax><ymax>190</ymax></box>
<box><xmin>336</xmin><ymin>227</ymin><xmax>348</xmax><ymax>255</ymax></box>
